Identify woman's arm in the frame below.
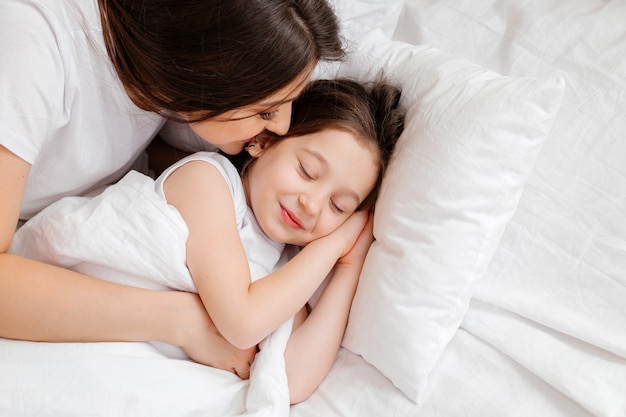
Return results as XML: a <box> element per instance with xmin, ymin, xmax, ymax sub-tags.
<box><xmin>164</xmin><ymin>160</ymin><xmax>367</xmax><ymax>350</ymax></box>
<box><xmin>283</xmin><ymin>214</ymin><xmax>374</xmax><ymax>404</ymax></box>
<box><xmin>0</xmin><ymin>146</ymin><xmax>255</xmax><ymax>374</ymax></box>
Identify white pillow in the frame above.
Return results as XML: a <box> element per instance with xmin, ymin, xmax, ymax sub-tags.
<box><xmin>327</xmin><ymin>0</ymin><xmax>403</xmax><ymax>41</ymax></box>
<box><xmin>329</xmin><ymin>32</ymin><xmax>565</xmax><ymax>402</ymax></box>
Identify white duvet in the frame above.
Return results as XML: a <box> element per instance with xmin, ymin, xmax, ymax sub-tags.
<box><xmin>9</xmin><ymin>170</ymin><xmax>294</xmax><ymax>417</ymax></box>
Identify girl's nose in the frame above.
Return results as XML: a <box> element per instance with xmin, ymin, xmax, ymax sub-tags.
<box><xmin>298</xmin><ymin>192</ymin><xmax>322</xmax><ymax>215</ymax></box>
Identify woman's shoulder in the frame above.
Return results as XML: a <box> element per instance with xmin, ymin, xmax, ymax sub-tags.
<box><xmin>2</xmin><ymin>0</ymin><xmax>100</xmax><ymax>33</ymax></box>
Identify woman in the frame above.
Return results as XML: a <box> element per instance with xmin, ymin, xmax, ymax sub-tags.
<box><xmin>0</xmin><ymin>0</ymin><xmax>343</xmax><ymax>378</ymax></box>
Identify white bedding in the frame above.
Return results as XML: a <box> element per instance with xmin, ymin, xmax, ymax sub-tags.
<box><xmin>8</xmin><ymin>168</ymin><xmax>294</xmax><ymax>417</ymax></box>
<box><xmin>2</xmin><ymin>1</ymin><xmax>625</xmax><ymax>416</ymax></box>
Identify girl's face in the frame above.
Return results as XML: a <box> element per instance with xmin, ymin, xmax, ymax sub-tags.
<box><xmin>245</xmin><ymin>129</ymin><xmax>379</xmax><ymax>246</ymax></box>
<box><xmin>186</xmin><ymin>70</ymin><xmax>312</xmax><ymax>155</ymax></box>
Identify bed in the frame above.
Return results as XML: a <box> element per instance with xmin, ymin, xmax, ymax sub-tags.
<box><xmin>1</xmin><ymin>1</ymin><xmax>625</xmax><ymax>416</ymax></box>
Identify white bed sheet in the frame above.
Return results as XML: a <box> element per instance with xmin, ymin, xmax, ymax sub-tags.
<box><xmin>298</xmin><ymin>1</ymin><xmax>626</xmax><ymax>416</ymax></box>
<box><xmin>1</xmin><ymin>1</ymin><xmax>625</xmax><ymax>416</ymax></box>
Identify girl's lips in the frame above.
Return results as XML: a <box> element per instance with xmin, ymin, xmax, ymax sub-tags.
<box><xmin>280</xmin><ymin>205</ymin><xmax>303</xmax><ymax>229</ymax></box>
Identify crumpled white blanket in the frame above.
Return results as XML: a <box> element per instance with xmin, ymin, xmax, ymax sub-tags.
<box><xmin>10</xmin><ymin>170</ymin><xmax>293</xmax><ymax>417</ymax></box>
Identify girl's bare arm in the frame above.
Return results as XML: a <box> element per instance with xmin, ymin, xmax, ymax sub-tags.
<box><xmin>283</xmin><ymin>214</ymin><xmax>373</xmax><ymax>404</ymax></box>
<box><xmin>164</xmin><ymin>160</ymin><xmax>367</xmax><ymax>350</ymax></box>
<box><xmin>0</xmin><ymin>145</ymin><xmax>255</xmax><ymax>373</ymax></box>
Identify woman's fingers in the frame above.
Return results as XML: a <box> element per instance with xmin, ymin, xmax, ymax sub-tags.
<box><xmin>235</xmin><ymin>361</ymin><xmax>252</xmax><ymax>380</ymax></box>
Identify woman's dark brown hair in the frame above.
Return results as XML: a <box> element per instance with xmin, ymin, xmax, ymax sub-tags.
<box><xmin>248</xmin><ymin>79</ymin><xmax>405</xmax><ymax>211</ymax></box>
<box><xmin>98</xmin><ymin>0</ymin><xmax>344</xmax><ymax>121</ymax></box>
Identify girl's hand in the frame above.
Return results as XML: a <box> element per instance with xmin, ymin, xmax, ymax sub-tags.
<box><xmin>336</xmin><ymin>211</ymin><xmax>374</xmax><ymax>269</ymax></box>
<box><xmin>284</xmin><ymin>212</ymin><xmax>374</xmax><ymax>403</ymax></box>
<box><xmin>320</xmin><ymin>210</ymin><xmax>369</xmax><ymax>258</ymax></box>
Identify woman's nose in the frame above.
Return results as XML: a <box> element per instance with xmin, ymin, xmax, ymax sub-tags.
<box><xmin>266</xmin><ymin>103</ymin><xmax>292</xmax><ymax>136</ymax></box>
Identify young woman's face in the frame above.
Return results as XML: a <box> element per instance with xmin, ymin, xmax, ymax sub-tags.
<box><xmin>186</xmin><ymin>70</ymin><xmax>312</xmax><ymax>155</ymax></box>
<box><xmin>245</xmin><ymin>129</ymin><xmax>379</xmax><ymax>246</ymax></box>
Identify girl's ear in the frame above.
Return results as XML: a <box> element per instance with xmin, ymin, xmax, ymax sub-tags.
<box><xmin>246</xmin><ymin>132</ymin><xmax>273</xmax><ymax>157</ymax></box>
<box><xmin>245</xmin><ymin>143</ymin><xmax>264</xmax><ymax>158</ymax></box>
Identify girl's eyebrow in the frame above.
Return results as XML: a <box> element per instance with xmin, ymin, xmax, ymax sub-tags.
<box><xmin>303</xmin><ymin>148</ymin><xmax>328</xmax><ymax>168</ymax></box>
<box><xmin>302</xmin><ymin>149</ymin><xmax>361</xmax><ymax>204</ymax></box>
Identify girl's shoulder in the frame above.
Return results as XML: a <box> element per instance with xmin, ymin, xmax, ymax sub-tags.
<box><xmin>156</xmin><ymin>152</ymin><xmax>239</xmax><ymax>188</ymax></box>
<box><xmin>155</xmin><ymin>151</ymin><xmax>246</xmax><ymax>216</ymax></box>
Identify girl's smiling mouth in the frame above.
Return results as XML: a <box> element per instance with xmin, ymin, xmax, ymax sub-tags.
<box><xmin>280</xmin><ymin>205</ymin><xmax>303</xmax><ymax>229</ymax></box>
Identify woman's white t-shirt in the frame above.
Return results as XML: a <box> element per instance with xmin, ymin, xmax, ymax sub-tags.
<box><xmin>0</xmin><ymin>0</ymin><xmax>164</xmax><ymax>219</ymax></box>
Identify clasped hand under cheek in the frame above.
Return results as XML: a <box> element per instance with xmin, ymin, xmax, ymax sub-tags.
<box><xmin>319</xmin><ymin>211</ymin><xmax>370</xmax><ymax>259</ymax></box>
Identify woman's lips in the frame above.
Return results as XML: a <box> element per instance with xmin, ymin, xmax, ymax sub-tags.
<box><xmin>280</xmin><ymin>205</ymin><xmax>303</xmax><ymax>229</ymax></box>
<box><xmin>245</xmin><ymin>132</ymin><xmax>273</xmax><ymax>149</ymax></box>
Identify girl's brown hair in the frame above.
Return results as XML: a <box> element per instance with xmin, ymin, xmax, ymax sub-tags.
<box><xmin>98</xmin><ymin>0</ymin><xmax>344</xmax><ymax>122</ymax></box>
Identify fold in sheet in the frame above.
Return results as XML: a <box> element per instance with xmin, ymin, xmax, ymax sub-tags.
<box><xmin>463</xmin><ymin>300</ymin><xmax>626</xmax><ymax>417</ymax></box>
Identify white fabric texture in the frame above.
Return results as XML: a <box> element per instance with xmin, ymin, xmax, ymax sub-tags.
<box><xmin>10</xmin><ymin>152</ymin><xmax>292</xmax><ymax>417</ymax></box>
<box><xmin>327</xmin><ymin>0</ymin><xmax>403</xmax><ymax>41</ymax></box>
<box><xmin>296</xmin><ymin>1</ymin><xmax>626</xmax><ymax>416</ymax></box>
<box><xmin>0</xmin><ymin>0</ymin><xmax>163</xmax><ymax>219</ymax></box>
<box><xmin>2</xmin><ymin>1</ymin><xmax>626</xmax><ymax>416</ymax></box>
<box><xmin>318</xmin><ymin>30</ymin><xmax>565</xmax><ymax>402</ymax></box>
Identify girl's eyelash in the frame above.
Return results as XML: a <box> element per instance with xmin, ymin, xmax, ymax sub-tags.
<box><xmin>259</xmin><ymin>110</ymin><xmax>277</xmax><ymax>121</ymax></box>
<box><xmin>298</xmin><ymin>162</ymin><xmax>344</xmax><ymax>214</ymax></box>
<box><xmin>298</xmin><ymin>163</ymin><xmax>313</xmax><ymax>180</ymax></box>
<box><xmin>331</xmin><ymin>201</ymin><xmax>345</xmax><ymax>214</ymax></box>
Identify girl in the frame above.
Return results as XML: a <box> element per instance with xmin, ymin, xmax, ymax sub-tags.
<box><xmin>0</xmin><ymin>0</ymin><xmax>343</xmax><ymax>373</ymax></box>
<box><xmin>11</xmin><ymin>79</ymin><xmax>405</xmax><ymax>403</ymax></box>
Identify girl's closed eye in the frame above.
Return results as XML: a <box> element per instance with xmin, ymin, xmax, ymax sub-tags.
<box><xmin>330</xmin><ymin>200</ymin><xmax>345</xmax><ymax>214</ymax></box>
<box><xmin>298</xmin><ymin>163</ymin><xmax>314</xmax><ymax>180</ymax></box>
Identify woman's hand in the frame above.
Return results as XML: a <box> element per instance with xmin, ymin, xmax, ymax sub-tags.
<box><xmin>168</xmin><ymin>292</ymin><xmax>257</xmax><ymax>379</ymax></box>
